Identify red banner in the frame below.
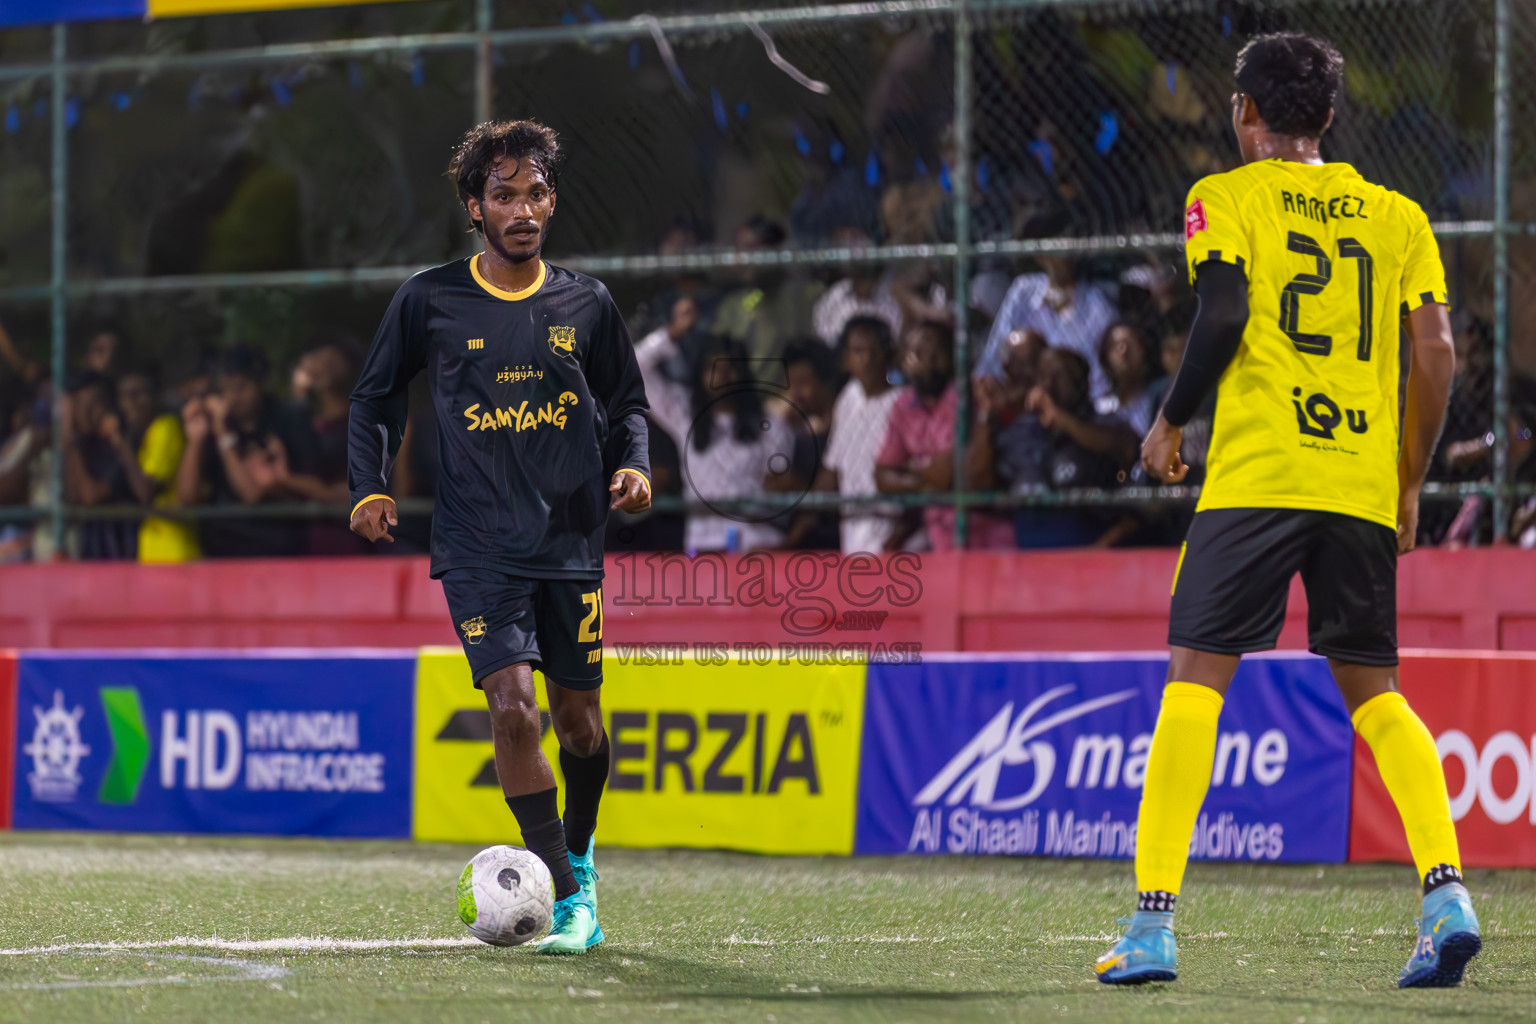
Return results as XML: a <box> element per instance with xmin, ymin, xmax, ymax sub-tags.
<box><xmin>0</xmin><ymin>650</ymin><xmax>14</xmax><ymax>829</ymax></box>
<box><xmin>1350</xmin><ymin>651</ymin><xmax>1536</xmax><ymax>868</ymax></box>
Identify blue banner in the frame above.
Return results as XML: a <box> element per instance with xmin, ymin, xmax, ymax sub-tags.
<box><xmin>1</xmin><ymin>2</ymin><xmax>146</xmax><ymax>29</ymax></box>
<box><xmin>12</xmin><ymin>652</ymin><xmax>415</xmax><ymax>838</ymax></box>
<box><xmin>855</xmin><ymin>655</ymin><xmax>1353</xmax><ymax>863</ymax></box>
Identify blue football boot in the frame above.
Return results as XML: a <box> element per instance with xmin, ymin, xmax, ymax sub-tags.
<box><xmin>1398</xmin><ymin>882</ymin><xmax>1480</xmax><ymax>988</ymax></box>
<box><xmin>1095</xmin><ymin>911</ymin><xmax>1177</xmax><ymax>984</ymax></box>
<box><xmin>535</xmin><ymin>840</ymin><xmax>603</xmax><ymax>955</ymax></box>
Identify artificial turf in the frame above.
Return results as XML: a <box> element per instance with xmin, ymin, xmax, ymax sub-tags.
<box><xmin>0</xmin><ymin>832</ymin><xmax>1530</xmax><ymax>1023</ymax></box>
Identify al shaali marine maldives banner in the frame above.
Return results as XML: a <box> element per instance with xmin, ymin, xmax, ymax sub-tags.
<box><xmin>855</xmin><ymin>655</ymin><xmax>1355</xmax><ymax>862</ymax></box>
<box><xmin>12</xmin><ymin>651</ymin><xmax>414</xmax><ymax>838</ymax></box>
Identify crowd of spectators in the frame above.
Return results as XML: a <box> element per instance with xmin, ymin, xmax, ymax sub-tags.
<box><xmin>1</xmin><ymin>221</ymin><xmax>1532</xmax><ymax>560</ymax></box>
<box><xmin>0</xmin><ymin>316</ymin><xmax>369</xmax><ymax>561</ymax></box>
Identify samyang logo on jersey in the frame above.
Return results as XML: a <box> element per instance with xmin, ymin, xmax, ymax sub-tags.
<box><xmin>462</xmin><ymin>392</ymin><xmax>579</xmax><ymax>434</ymax></box>
<box><xmin>854</xmin><ymin>658</ymin><xmax>1355</xmax><ymax>864</ymax></box>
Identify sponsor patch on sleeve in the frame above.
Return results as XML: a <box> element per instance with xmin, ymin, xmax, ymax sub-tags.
<box><xmin>1185</xmin><ymin>198</ymin><xmax>1209</xmax><ymax>241</ymax></box>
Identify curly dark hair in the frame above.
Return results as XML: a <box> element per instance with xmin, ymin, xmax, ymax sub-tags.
<box><xmin>447</xmin><ymin>119</ymin><xmax>562</xmax><ymax>235</ymax></box>
<box><xmin>1234</xmin><ymin>32</ymin><xmax>1343</xmax><ymax>139</ymax></box>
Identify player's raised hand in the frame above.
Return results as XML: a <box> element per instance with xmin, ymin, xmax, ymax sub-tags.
<box><xmin>609</xmin><ymin>470</ymin><xmax>651</xmax><ymax>513</ymax></box>
<box><xmin>1141</xmin><ymin>416</ymin><xmax>1188</xmax><ymax>483</ymax></box>
<box><xmin>350</xmin><ymin>495</ymin><xmax>398</xmax><ymax>543</ymax></box>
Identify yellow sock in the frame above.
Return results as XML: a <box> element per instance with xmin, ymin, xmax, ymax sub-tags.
<box><xmin>1135</xmin><ymin>682</ymin><xmax>1224</xmax><ymax>896</ymax></box>
<box><xmin>1352</xmin><ymin>691</ymin><xmax>1461</xmax><ymax>881</ymax></box>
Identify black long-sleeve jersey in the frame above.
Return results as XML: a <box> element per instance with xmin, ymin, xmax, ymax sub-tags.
<box><xmin>347</xmin><ymin>256</ymin><xmax>650</xmax><ymax>580</ymax></box>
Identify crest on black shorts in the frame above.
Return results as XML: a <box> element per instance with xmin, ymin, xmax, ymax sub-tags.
<box><xmin>460</xmin><ymin>616</ymin><xmax>487</xmax><ymax>645</ymax></box>
<box><xmin>547</xmin><ymin>325</ymin><xmax>576</xmax><ymax>359</ymax></box>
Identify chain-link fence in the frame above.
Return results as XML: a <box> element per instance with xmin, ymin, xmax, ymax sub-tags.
<box><xmin>0</xmin><ymin>0</ymin><xmax>1527</xmax><ymax>560</ymax></box>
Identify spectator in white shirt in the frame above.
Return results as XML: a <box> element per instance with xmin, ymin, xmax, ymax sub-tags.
<box><xmin>818</xmin><ymin>317</ymin><xmax>905</xmax><ymax>554</ymax></box>
<box><xmin>639</xmin><ymin>332</ymin><xmax>794</xmax><ymax>552</ymax></box>
<box><xmin>973</xmin><ymin>257</ymin><xmax>1117</xmax><ymax>399</ymax></box>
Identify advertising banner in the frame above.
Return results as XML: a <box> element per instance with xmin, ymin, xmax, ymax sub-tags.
<box><xmin>148</xmin><ymin>0</ymin><xmax>417</xmax><ymax>16</ymax></box>
<box><xmin>413</xmin><ymin>648</ymin><xmax>866</xmax><ymax>854</ymax></box>
<box><xmin>12</xmin><ymin>651</ymin><xmax>415</xmax><ymax>838</ymax></box>
<box><xmin>1350</xmin><ymin>652</ymin><xmax>1536</xmax><ymax>868</ymax></box>
<box><xmin>855</xmin><ymin>655</ymin><xmax>1354</xmax><ymax>863</ymax></box>
<box><xmin>1</xmin><ymin>2</ymin><xmax>144</xmax><ymax>29</ymax></box>
<box><xmin>0</xmin><ymin>650</ymin><xmax>14</xmax><ymax>830</ymax></box>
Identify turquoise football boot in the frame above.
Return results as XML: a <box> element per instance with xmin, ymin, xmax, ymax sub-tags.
<box><xmin>535</xmin><ymin>841</ymin><xmax>603</xmax><ymax>955</ymax></box>
<box><xmin>1095</xmin><ymin>912</ymin><xmax>1177</xmax><ymax>984</ymax></box>
<box><xmin>1398</xmin><ymin>883</ymin><xmax>1481</xmax><ymax>988</ymax></box>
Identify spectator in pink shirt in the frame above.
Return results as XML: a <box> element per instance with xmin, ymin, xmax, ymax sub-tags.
<box><xmin>874</xmin><ymin>321</ymin><xmax>1013</xmax><ymax>550</ymax></box>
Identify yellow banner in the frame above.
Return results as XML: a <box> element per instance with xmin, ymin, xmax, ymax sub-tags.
<box><xmin>412</xmin><ymin>649</ymin><xmax>866</xmax><ymax>855</ymax></box>
<box><xmin>149</xmin><ymin>0</ymin><xmax>416</xmax><ymax>17</ymax></box>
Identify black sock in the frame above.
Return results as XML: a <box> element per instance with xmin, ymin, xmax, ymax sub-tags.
<box><xmin>505</xmin><ymin>788</ymin><xmax>578</xmax><ymax>900</ymax></box>
<box><xmin>1423</xmin><ymin>863</ymin><xmax>1463</xmax><ymax>895</ymax></box>
<box><xmin>560</xmin><ymin>731</ymin><xmax>610</xmax><ymax>858</ymax></box>
<box><xmin>1138</xmin><ymin>890</ymin><xmax>1177</xmax><ymax>914</ymax></box>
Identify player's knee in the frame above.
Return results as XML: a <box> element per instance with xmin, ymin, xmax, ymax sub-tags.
<box><xmin>487</xmin><ymin>695</ymin><xmax>541</xmax><ymax>744</ymax></box>
<box><xmin>551</xmin><ymin>700</ymin><xmax>603</xmax><ymax>755</ymax></box>
<box><xmin>482</xmin><ymin>676</ymin><xmax>541</xmax><ymax>742</ymax></box>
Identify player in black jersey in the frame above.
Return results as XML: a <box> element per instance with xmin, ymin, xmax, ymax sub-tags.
<box><xmin>347</xmin><ymin>120</ymin><xmax>650</xmax><ymax>954</ymax></box>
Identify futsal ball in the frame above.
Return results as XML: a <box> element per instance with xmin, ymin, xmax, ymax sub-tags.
<box><xmin>456</xmin><ymin>845</ymin><xmax>554</xmax><ymax>946</ymax></box>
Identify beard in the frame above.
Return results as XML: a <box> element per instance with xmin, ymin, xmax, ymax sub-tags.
<box><xmin>912</xmin><ymin>370</ymin><xmax>949</xmax><ymax>400</ymax></box>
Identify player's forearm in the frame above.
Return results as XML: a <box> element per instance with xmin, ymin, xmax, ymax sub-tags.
<box><xmin>608</xmin><ymin>411</ymin><xmax>651</xmax><ymax>484</ymax></box>
<box><xmin>346</xmin><ymin>396</ymin><xmax>405</xmax><ymax>505</ymax></box>
<box><xmin>1160</xmin><ymin>262</ymin><xmax>1248</xmax><ymax>427</ymax></box>
<box><xmin>1399</xmin><ymin>304</ymin><xmax>1456</xmax><ymax>492</ymax></box>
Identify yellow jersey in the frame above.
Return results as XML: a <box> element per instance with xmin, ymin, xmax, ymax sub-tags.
<box><xmin>1183</xmin><ymin>159</ymin><xmax>1448</xmax><ymax>529</ymax></box>
<box><xmin>136</xmin><ymin>412</ymin><xmax>200</xmax><ymax>563</ymax></box>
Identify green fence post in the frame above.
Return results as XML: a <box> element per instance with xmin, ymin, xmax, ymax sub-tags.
<box><xmin>951</xmin><ymin>0</ymin><xmax>972</xmax><ymax>548</ymax></box>
<box><xmin>49</xmin><ymin>22</ymin><xmax>68</xmax><ymax>557</ymax></box>
<box><xmin>1492</xmin><ymin>0</ymin><xmax>1511</xmax><ymax>541</ymax></box>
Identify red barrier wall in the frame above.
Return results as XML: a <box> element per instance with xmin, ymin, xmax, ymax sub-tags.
<box><xmin>1351</xmin><ymin>651</ymin><xmax>1536</xmax><ymax>869</ymax></box>
<box><xmin>0</xmin><ymin>548</ymin><xmax>1532</xmax><ymax>651</ymax></box>
<box><xmin>0</xmin><ymin>650</ymin><xmax>14</xmax><ymax>829</ymax></box>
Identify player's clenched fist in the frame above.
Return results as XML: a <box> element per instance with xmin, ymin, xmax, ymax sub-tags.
<box><xmin>609</xmin><ymin>470</ymin><xmax>651</xmax><ymax>513</ymax></box>
<box><xmin>350</xmin><ymin>495</ymin><xmax>398</xmax><ymax>543</ymax></box>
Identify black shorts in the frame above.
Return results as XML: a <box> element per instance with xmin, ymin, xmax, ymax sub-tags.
<box><xmin>1168</xmin><ymin>508</ymin><xmax>1398</xmax><ymax>666</ymax></box>
<box><xmin>440</xmin><ymin>569</ymin><xmax>605</xmax><ymax>689</ymax></box>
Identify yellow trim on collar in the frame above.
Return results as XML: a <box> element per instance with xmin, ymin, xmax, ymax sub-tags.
<box><xmin>471</xmin><ymin>253</ymin><xmax>547</xmax><ymax>301</ymax></box>
<box><xmin>351</xmin><ymin>493</ymin><xmax>395</xmax><ymax>518</ymax></box>
<box><xmin>613</xmin><ymin>468</ymin><xmax>651</xmax><ymax>489</ymax></box>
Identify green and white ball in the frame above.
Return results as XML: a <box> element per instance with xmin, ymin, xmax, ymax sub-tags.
<box><xmin>456</xmin><ymin>845</ymin><xmax>553</xmax><ymax>946</ymax></box>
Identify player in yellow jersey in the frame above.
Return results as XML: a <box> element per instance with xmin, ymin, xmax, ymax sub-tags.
<box><xmin>1094</xmin><ymin>33</ymin><xmax>1478</xmax><ymax>989</ymax></box>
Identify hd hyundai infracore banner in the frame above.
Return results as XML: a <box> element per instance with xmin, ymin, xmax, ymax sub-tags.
<box><xmin>11</xmin><ymin>652</ymin><xmax>416</xmax><ymax>838</ymax></box>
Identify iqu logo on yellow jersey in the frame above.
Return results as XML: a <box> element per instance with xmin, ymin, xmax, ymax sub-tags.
<box><xmin>463</xmin><ymin>392</ymin><xmax>579</xmax><ymax>433</ymax></box>
<box><xmin>548</xmin><ymin>325</ymin><xmax>576</xmax><ymax>358</ymax></box>
<box><xmin>1292</xmin><ymin>387</ymin><xmax>1367</xmax><ymax>441</ymax></box>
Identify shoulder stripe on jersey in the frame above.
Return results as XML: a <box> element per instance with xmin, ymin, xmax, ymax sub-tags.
<box><xmin>1420</xmin><ymin>290</ymin><xmax>1435</xmax><ymax>307</ymax></box>
<box><xmin>470</xmin><ymin>254</ymin><xmax>547</xmax><ymax>301</ymax></box>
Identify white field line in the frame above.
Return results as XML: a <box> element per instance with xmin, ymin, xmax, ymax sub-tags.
<box><xmin>0</xmin><ymin>936</ymin><xmax>481</xmax><ymax>956</ymax></box>
<box><xmin>0</xmin><ymin>951</ymin><xmax>289</xmax><ymax>992</ymax></box>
